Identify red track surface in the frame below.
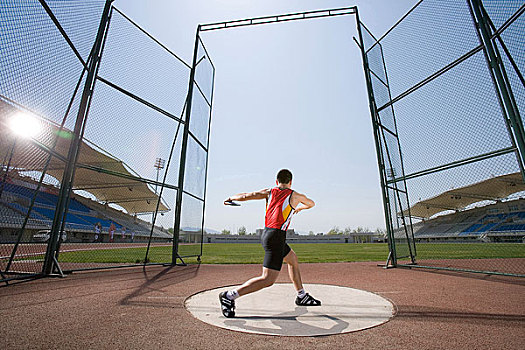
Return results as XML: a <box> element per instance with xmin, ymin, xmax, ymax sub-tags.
<box><xmin>1</xmin><ymin>262</ymin><xmax>524</xmax><ymax>349</ymax></box>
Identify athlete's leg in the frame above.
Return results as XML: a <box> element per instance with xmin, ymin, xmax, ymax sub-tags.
<box><xmin>220</xmin><ymin>228</ymin><xmax>285</xmax><ymax>317</ymax></box>
<box><xmin>283</xmin><ymin>249</ymin><xmax>303</xmax><ymax>291</ymax></box>
<box><xmin>236</xmin><ymin>266</ymin><xmax>280</xmax><ymax>297</ymax></box>
<box><xmin>283</xmin><ymin>249</ymin><xmax>321</xmax><ymax>306</ymax></box>
<box><xmin>233</xmin><ymin>227</ymin><xmax>283</xmax><ymax>296</ymax></box>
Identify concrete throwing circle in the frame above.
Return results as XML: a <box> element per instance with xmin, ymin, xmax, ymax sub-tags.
<box><xmin>185</xmin><ymin>283</ymin><xmax>394</xmax><ymax>337</ymax></box>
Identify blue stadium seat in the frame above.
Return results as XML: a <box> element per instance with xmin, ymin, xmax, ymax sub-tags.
<box><xmin>492</xmin><ymin>223</ymin><xmax>524</xmax><ymax>232</ymax></box>
<box><xmin>67</xmin><ymin>199</ymin><xmax>91</xmax><ymax>213</ymax></box>
<box><xmin>3</xmin><ymin>183</ymin><xmax>55</xmax><ymax>205</ymax></box>
<box><xmin>31</xmin><ymin>206</ymin><xmax>56</xmax><ymax>220</ymax></box>
<box><xmin>460</xmin><ymin>224</ymin><xmax>483</xmax><ymax>235</ymax></box>
<box><xmin>478</xmin><ymin>222</ymin><xmax>498</xmax><ymax>232</ymax></box>
<box><xmin>3</xmin><ymin>183</ymin><xmax>131</xmax><ymax>234</ymax></box>
<box><xmin>6</xmin><ymin>202</ymin><xmax>46</xmax><ymax>220</ymax></box>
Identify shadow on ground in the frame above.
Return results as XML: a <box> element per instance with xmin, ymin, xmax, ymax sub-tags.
<box><xmin>120</xmin><ymin>264</ymin><xmax>200</xmax><ymax>308</ymax></box>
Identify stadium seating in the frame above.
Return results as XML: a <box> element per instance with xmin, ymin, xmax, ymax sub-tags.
<box><xmin>460</xmin><ymin>223</ymin><xmax>483</xmax><ymax>234</ymax></box>
<box><xmin>477</xmin><ymin>222</ymin><xmax>498</xmax><ymax>232</ymax></box>
<box><xmin>0</xmin><ymin>178</ymin><xmax>170</xmax><ymax>240</ymax></box>
<box><xmin>493</xmin><ymin>223</ymin><xmax>525</xmax><ymax>232</ymax></box>
<box><xmin>67</xmin><ymin>198</ymin><xmax>91</xmax><ymax>213</ymax></box>
<box><xmin>411</xmin><ymin>199</ymin><xmax>525</xmax><ymax>242</ymax></box>
<box><xmin>6</xmin><ymin>202</ymin><xmax>47</xmax><ymax>220</ymax></box>
<box><xmin>3</xmin><ymin>183</ymin><xmax>55</xmax><ymax>205</ymax></box>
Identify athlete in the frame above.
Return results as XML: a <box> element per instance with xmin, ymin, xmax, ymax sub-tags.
<box><xmin>219</xmin><ymin>169</ymin><xmax>321</xmax><ymax>318</ymax></box>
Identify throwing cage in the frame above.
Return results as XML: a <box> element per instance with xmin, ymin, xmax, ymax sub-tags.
<box><xmin>360</xmin><ymin>0</ymin><xmax>524</xmax><ymax>276</ymax></box>
<box><xmin>1</xmin><ymin>0</ymin><xmax>214</xmax><ymax>283</ymax></box>
<box><xmin>1</xmin><ymin>0</ymin><xmax>524</xmax><ymax>285</ymax></box>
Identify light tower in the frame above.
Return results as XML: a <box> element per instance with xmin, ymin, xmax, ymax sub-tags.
<box><xmin>153</xmin><ymin>157</ymin><xmax>165</xmax><ymax>194</ymax></box>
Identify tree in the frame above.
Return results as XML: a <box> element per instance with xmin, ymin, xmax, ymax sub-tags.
<box><xmin>344</xmin><ymin>227</ymin><xmax>352</xmax><ymax>235</ymax></box>
<box><xmin>238</xmin><ymin>226</ymin><xmax>247</xmax><ymax>236</ymax></box>
<box><xmin>221</xmin><ymin>229</ymin><xmax>230</xmax><ymax>235</ymax></box>
<box><xmin>308</xmin><ymin>230</ymin><xmax>315</xmax><ymax>236</ymax></box>
<box><xmin>327</xmin><ymin>226</ymin><xmax>341</xmax><ymax>235</ymax></box>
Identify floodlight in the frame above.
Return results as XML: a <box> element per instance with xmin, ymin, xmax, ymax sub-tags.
<box><xmin>9</xmin><ymin>111</ymin><xmax>41</xmax><ymax>138</ymax></box>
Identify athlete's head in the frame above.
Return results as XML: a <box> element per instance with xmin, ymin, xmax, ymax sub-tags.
<box><xmin>276</xmin><ymin>169</ymin><xmax>292</xmax><ymax>185</ymax></box>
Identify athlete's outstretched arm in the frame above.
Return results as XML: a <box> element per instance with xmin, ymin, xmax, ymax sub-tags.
<box><xmin>224</xmin><ymin>188</ymin><xmax>270</xmax><ymax>204</ymax></box>
<box><xmin>293</xmin><ymin>192</ymin><xmax>315</xmax><ymax>214</ymax></box>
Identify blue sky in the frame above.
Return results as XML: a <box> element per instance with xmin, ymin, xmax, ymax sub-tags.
<box><xmin>111</xmin><ymin>0</ymin><xmax>419</xmax><ymax>234</ymax></box>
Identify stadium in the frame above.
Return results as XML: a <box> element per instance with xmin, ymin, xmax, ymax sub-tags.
<box><xmin>1</xmin><ymin>0</ymin><xmax>524</xmax><ymax>348</ymax></box>
<box><xmin>401</xmin><ymin>172</ymin><xmax>525</xmax><ymax>243</ymax></box>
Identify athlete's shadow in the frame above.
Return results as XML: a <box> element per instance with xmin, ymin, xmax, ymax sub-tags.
<box><xmin>224</xmin><ymin>306</ymin><xmax>349</xmax><ymax>336</ymax></box>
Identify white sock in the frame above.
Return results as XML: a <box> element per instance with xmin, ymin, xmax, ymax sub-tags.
<box><xmin>226</xmin><ymin>290</ymin><xmax>239</xmax><ymax>300</ymax></box>
<box><xmin>297</xmin><ymin>288</ymin><xmax>306</xmax><ymax>298</ymax></box>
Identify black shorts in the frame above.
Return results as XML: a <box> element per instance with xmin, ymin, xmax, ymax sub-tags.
<box><xmin>261</xmin><ymin>227</ymin><xmax>291</xmax><ymax>271</ymax></box>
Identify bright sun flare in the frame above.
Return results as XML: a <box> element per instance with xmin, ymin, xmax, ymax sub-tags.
<box><xmin>9</xmin><ymin>111</ymin><xmax>41</xmax><ymax>138</ymax></box>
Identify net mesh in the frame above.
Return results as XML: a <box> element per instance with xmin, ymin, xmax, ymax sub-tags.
<box><xmin>0</xmin><ymin>1</ymin><xmax>196</xmax><ymax>277</ymax></box>
<box><xmin>363</xmin><ymin>0</ymin><xmax>525</xmax><ymax>275</ymax></box>
<box><xmin>0</xmin><ymin>0</ymin><xmax>105</xmax><ymax>278</ymax></box>
<box><xmin>57</xmin><ymin>6</ymin><xmax>191</xmax><ymax>270</ymax></box>
<box><xmin>179</xmin><ymin>37</ymin><xmax>215</xmax><ymax>260</ymax></box>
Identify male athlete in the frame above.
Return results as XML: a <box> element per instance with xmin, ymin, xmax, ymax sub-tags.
<box><xmin>219</xmin><ymin>169</ymin><xmax>321</xmax><ymax>318</ymax></box>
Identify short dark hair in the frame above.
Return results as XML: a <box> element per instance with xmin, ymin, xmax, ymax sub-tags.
<box><xmin>276</xmin><ymin>169</ymin><xmax>292</xmax><ymax>184</ymax></box>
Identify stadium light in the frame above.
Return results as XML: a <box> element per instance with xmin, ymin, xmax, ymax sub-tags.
<box><xmin>9</xmin><ymin>111</ymin><xmax>41</xmax><ymax>138</ymax></box>
<box><xmin>154</xmin><ymin>157</ymin><xmax>166</xmax><ymax>195</ymax></box>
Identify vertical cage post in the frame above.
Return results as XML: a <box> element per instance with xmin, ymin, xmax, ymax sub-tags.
<box><xmin>172</xmin><ymin>25</ymin><xmax>202</xmax><ymax>265</ymax></box>
<box><xmin>355</xmin><ymin>9</ymin><xmax>397</xmax><ymax>266</ymax></box>
<box><xmin>200</xmin><ymin>43</ymin><xmax>215</xmax><ymax>259</ymax></box>
<box><xmin>42</xmin><ymin>0</ymin><xmax>114</xmax><ymax>275</ymax></box>
<box><xmin>469</xmin><ymin>0</ymin><xmax>525</xmax><ymax>179</ymax></box>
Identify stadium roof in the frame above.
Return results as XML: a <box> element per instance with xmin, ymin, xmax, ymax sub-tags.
<box><xmin>0</xmin><ymin>99</ymin><xmax>170</xmax><ymax>214</ymax></box>
<box><xmin>407</xmin><ymin>172</ymin><xmax>525</xmax><ymax>219</ymax></box>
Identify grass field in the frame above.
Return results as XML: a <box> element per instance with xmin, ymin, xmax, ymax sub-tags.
<box><xmin>53</xmin><ymin>243</ymin><xmax>525</xmax><ymax>264</ymax></box>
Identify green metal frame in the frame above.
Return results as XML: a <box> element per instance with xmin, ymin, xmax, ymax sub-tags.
<box><xmin>469</xmin><ymin>0</ymin><xmax>525</xmax><ymax>180</ymax></box>
<box><xmin>356</xmin><ymin>0</ymin><xmax>525</xmax><ymax>277</ymax></box>
<box><xmin>2</xmin><ymin>0</ymin><xmax>194</xmax><ymax>282</ymax></box>
<box><xmin>172</xmin><ymin>25</ymin><xmax>202</xmax><ymax>266</ymax></box>
<box><xmin>199</xmin><ymin>36</ymin><xmax>216</xmax><ymax>261</ymax></box>
<box><xmin>172</xmin><ymin>26</ymin><xmax>216</xmax><ymax>265</ymax></box>
<box><xmin>355</xmin><ymin>17</ymin><xmax>399</xmax><ymax>266</ymax></box>
<box><xmin>356</xmin><ymin>17</ymin><xmax>416</xmax><ymax>266</ymax></box>
<box><xmin>5</xmin><ymin>3</ymin><xmax>409</xmax><ymax>281</ymax></box>
<box><xmin>199</xmin><ymin>7</ymin><xmax>357</xmax><ymax>32</ymax></box>
<box><xmin>386</xmin><ymin>0</ymin><xmax>524</xmax><ymax>277</ymax></box>
<box><xmin>178</xmin><ymin>6</ymin><xmax>416</xmax><ymax>269</ymax></box>
<box><xmin>42</xmin><ymin>0</ymin><xmax>114</xmax><ymax>275</ymax></box>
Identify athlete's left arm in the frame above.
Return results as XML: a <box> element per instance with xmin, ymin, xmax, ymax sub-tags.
<box><xmin>224</xmin><ymin>188</ymin><xmax>270</xmax><ymax>204</ymax></box>
<box><xmin>292</xmin><ymin>191</ymin><xmax>315</xmax><ymax>214</ymax></box>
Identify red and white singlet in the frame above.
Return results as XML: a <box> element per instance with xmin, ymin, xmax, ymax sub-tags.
<box><xmin>265</xmin><ymin>187</ymin><xmax>295</xmax><ymax>231</ymax></box>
